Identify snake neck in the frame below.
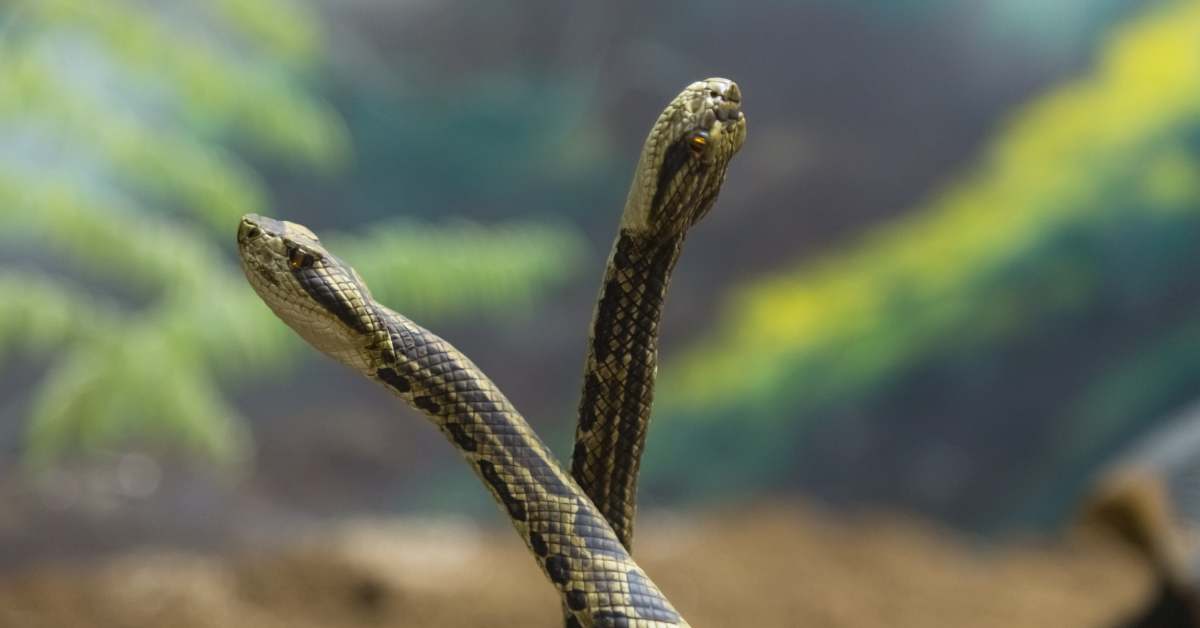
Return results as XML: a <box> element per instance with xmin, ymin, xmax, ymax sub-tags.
<box><xmin>571</xmin><ymin>229</ymin><xmax>684</xmax><ymax>551</ymax></box>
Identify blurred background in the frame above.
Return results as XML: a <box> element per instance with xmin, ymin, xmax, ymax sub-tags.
<box><xmin>1</xmin><ymin>0</ymin><xmax>1199</xmax><ymax>626</ymax></box>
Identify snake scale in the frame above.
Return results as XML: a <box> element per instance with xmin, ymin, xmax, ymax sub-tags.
<box><xmin>237</xmin><ymin>79</ymin><xmax>745</xmax><ymax>627</ymax></box>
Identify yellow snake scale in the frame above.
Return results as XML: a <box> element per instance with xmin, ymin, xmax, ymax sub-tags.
<box><xmin>236</xmin><ymin>79</ymin><xmax>745</xmax><ymax>627</ymax></box>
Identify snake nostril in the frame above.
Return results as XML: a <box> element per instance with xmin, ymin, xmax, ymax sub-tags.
<box><xmin>239</xmin><ymin>220</ymin><xmax>261</xmax><ymax>241</ymax></box>
<box><xmin>725</xmin><ymin>82</ymin><xmax>742</xmax><ymax>104</ymax></box>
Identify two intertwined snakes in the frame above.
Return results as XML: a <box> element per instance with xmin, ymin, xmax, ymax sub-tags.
<box><xmin>237</xmin><ymin>78</ymin><xmax>745</xmax><ymax>627</ymax></box>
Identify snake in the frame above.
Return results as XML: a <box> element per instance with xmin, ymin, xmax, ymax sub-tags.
<box><xmin>236</xmin><ymin>78</ymin><xmax>745</xmax><ymax>627</ymax></box>
<box><xmin>571</xmin><ymin>78</ymin><xmax>744</xmax><ymax>553</ymax></box>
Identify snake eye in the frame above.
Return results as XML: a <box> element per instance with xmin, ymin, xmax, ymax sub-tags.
<box><xmin>287</xmin><ymin>244</ymin><xmax>315</xmax><ymax>270</ymax></box>
<box><xmin>688</xmin><ymin>131</ymin><xmax>709</xmax><ymax>155</ymax></box>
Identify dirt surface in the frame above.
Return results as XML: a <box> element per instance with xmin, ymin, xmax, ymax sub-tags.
<box><xmin>0</xmin><ymin>504</ymin><xmax>1150</xmax><ymax>628</ymax></box>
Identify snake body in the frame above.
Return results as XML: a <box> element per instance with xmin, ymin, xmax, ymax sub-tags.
<box><xmin>572</xmin><ymin>78</ymin><xmax>744</xmax><ymax>550</ymax></box>
<box><xmin>236</xmin><ymin>79</ymin><xmax>744</xmax><ymax>627</ymax></box>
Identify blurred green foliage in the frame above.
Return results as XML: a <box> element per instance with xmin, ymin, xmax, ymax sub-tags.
<box><xmin>651</xmin><ymin>0</ymin><xmax>1200</xmax><ymax>505</ymax></box>
<box><xmin>0</xmin><ymin>0</ymin><xmax>583</xmax><ymax>468</ymax></box>
<box><xmin>335</xmin><ymin>78</ymin><xmax>608</xmax><ymax>221</ymax></box>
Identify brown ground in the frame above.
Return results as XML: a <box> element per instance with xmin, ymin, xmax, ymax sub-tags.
<box><xmin>0</xmin><ymin>504</ymin><xmax>1150</xmax><ymax>628</ymax></box>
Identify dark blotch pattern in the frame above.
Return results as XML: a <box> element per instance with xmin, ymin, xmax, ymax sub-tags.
<box><xmin>650</xmin><ymin>137</ymin><xmax>696</xmax><ymax>214</ymax></box>
<box><xmin>566</xmin><ymin>589</ymin><xmax>588</xmax><ymax>611</ymax></box>
<box><xmin>477</xmin><ymin>460</ymin><xmax>526</xmax><ymax>522</ymax></box>
<box><xmin>445</xmin><ymin>422</ymin><xmax>476</xmax><ymax>452</ymax></box>
<box><xmin>565</xmin><ymin>616</ymin><xmax>584</xmax><ymax>628</ymax></box>
<box><xmin>413</xmin><ymin>395</ymin><xmax>440</xmax><ymax>414</ymax></box>
<box><xmin>570</xmin><ymin>441</ymin><xmax>587</xmax><ymax>480</ymax></box>
<box><xmin>545</xmin><ymin>554</ymin><xmax>570</xmax><ymax>585</ymax></box>
<box><xmin>529</xmin><ymin>531</ymin><xmax>548</xmax><ymax>557</ymax></box>
<box><xmin>376</xmin><ymin>367</ymin><xmax>411</xmax><ymax>393</ymax></box>
<box><xmin>590</xmin><ymin>277</ymin><xmax>625</xmax><ymax>364</ymax></box>
<box><xmin>292</xmin><ymin>265</ymin><xmax>368</xmax><ymax>334</ymax></box>
<box><xmin>578</xmin><ymin>372</ymin><xmax>602</xmax><ymax>431</ymax></box>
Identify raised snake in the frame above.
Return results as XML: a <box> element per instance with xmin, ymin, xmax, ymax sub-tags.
<box><xmin>572</xmin><ymin>79</ymin><xmax>744</xmax><ymax>553</ymax></box>
<box><xmin>237</xmin><ymin>78</ymin><xmax>745</xmax><ymax>627</ymax></box>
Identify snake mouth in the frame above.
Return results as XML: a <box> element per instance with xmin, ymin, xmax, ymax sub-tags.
<box><xmin>237</xmin><ymin>216</ymin><xmax>262</xmax><ymax>243</ymax></box>
<box><xmin>696</xmin><ymin>101</ymin><xmax>745</xmax><ymax>158</ymax></box>
<box><xmin>692</xmin><ymin>102</ymin><xmax>744</xmax><ymax>151</ymax></box>
<box><xmin>716</xmin><ymin>105</ymin><xmax>742</xmax><ymax>122</ymax></box>
<box><xmin>238</xmin><ymin>214</ymin><xmax>292</xmax><ymax>246</ymax></box>
<box><xmin>237</xmin><ymin>215</ymin><xmax>294</xmax><ymax>290</ymax></box>
<box><xmin>695</xmin><ymin>79</ymin><xmax>745</xmax><ymax>141</ymax></box>
<box><xmin>708</xmin><ymin>102</ymin><xmax>743</xmax><ymax>128</ymax></box>
<box><xmin>712</xmin><ymin>83</ymin><xmax>742</xmax><ymax>122</ymax></box>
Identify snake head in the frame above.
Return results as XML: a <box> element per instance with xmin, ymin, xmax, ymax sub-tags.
<box><xmin>623</xmin><ymin>78</ymin><xmax>746</xmax><ymax>238</ymax></box>
<box><xmin>237</xmin><ymin>214</ymin><xmax>326</xmax><ymax>288</ymax></box>
<box><xmin>237</xmin><ymin>214</ymin><xmax>385</xmax><ymax>369</ymax></box>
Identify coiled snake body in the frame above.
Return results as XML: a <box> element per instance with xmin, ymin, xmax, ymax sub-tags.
<box><xmin>237</xmin><ymin>79</ymin><xmax>745</xmax><ymax>627</ymax></box>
